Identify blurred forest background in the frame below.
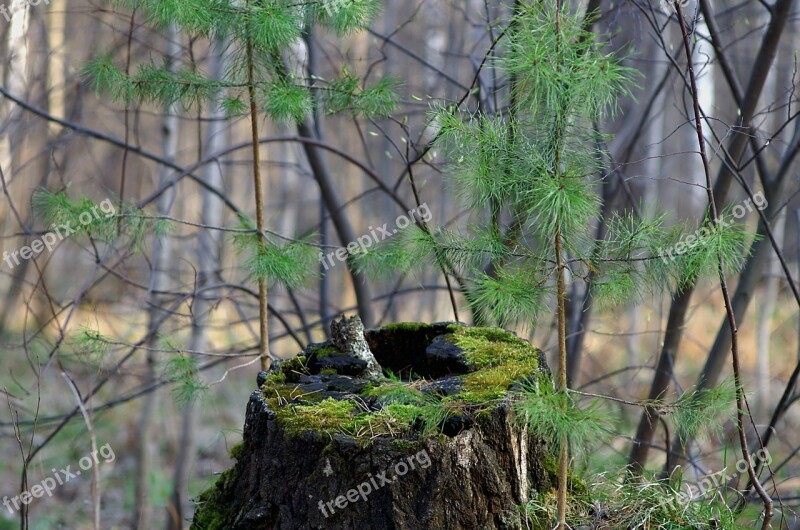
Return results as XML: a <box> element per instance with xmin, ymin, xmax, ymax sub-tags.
<box><xmin>1</xmin><ymin>0</ymin><xmax>800</xmax><ymax>528</ymax></box>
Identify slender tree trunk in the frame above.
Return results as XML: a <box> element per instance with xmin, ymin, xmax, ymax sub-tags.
<box><xmin>165</xmin><ymin>35</ymin><xmax>230</xmax><ymax>530</ymax></box>
<box><xmin>670</xmin><ymin>138</ymin><xmax>800</xmax><ymax>465</ymax></box>
<box><xmin>555</xmin><ymin>232</ymin><xmax>568</xmax><ymax>530</ymax></box>
<box><xmin>296</xmin><ymin>119</ymin><xmax>375</xmax><ymax>328</ymax></box>
<box><xmin>245</xmin><ymin>13</ymin><xmax>271</xmax><ymax>370</ymax></box>
<box><xmin>304</xmin><ymin>30</ymin><xmax>332</xmax><ymax>336</ymax></box>
<box><xmin>46</xmin><ymin>0</ymin><xmax>66</xmax><ymax>137</ymax></box>
<box><xmin>0</xmin><ymin>1</ymin><xmax>31</xmax><ymax>333</ymax></box>
<box><xmin>133</xmin><ymin>23</ymin><xmax>181</xmax><ymax>530</ymax></box>
<box><xmin>672</xmin><ymin>9</ymin><xmax>772</xmax><ymax>525</ymax></box>
<box><xmin>756</xmin><ymin>211</ymin><xmax>785</xmax><ymax>418</ymax></box>
<box><xmin>278</xmin><ymin>37</ymin><xmax>376</xmax><ymax>328</ymax></box>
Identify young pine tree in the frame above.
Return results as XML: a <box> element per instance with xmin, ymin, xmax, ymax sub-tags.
<box><xmin>354</xmin><ymin>2</ymin><xmax>751</xmax><ymax>527</ymax></box>
<box><xmin>83</xmin><ymin>0</ymin><xmax>399</xmax><ymax>370</ymax></box>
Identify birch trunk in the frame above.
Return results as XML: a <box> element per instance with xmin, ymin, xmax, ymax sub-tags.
<box><xmin>133</xmin><ymin>23</ymin><xmax>181</xmax><ymax>530</ymax></box>
<box><xmin>166</xmin><ymin>38</ymin><xmax>230</xmax><ymax>530</ymax></box>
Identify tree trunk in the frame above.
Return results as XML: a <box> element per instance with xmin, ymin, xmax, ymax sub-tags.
<box><xmin>165</xmin><ymin>35</ymin><xmax>231</xmax><ymax>530</ymax></box>
<box><xmin>133</xmin><ymin>22</ymin><xmax>181</xmax><ymax>530</ymax></box>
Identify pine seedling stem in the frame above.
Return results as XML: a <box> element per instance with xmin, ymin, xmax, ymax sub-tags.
<box><xmin>555</xmin><ymin>230</ymin><xmax>569</xmax><ymax>529</ymax></box>
<box><xmin>246</xmin><ymin>6</ymin><xmax>270</xmax><ymax>371</ymax></box>
<box><xmin>553</xmin><ymin>5</ymin><xmax>568</xmax><ymax>522</ymax></box>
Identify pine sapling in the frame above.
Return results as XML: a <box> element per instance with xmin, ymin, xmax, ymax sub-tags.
<box><xmin>83</xmin><ymin>0</ymin><xmax>399</xmax><ymax>368</ymax></box>
<box><xmin>354</xmin><ymin>2</ymin><xmax>754</xmax><ymax>526</ymax></box>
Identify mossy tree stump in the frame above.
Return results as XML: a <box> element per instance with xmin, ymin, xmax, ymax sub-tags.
<box><xmin>192</xmin><ymin>322</ymin><xmax>558</xmax><ymax>530</ymax></box>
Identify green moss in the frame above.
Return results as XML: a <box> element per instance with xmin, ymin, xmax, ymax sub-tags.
<box><xmin>381</xmin><ymin>322</ymin><xmax>437</xmax><ymax>333</ymax></box>
<box><xmin>460</xmin><ymin>356</ymin><xmax>540</xmax><ymax>403</ymax></box>
<box><xmin>262</xmin><ymin>371</ymin><xmax>286</xmax><ymax>386</ymax></box>
<box><xmin>275</xmin><ymin>397</ymin><xmax>426</xmax><ymax>439</ymax></box>
<box><xmin>540</xmin><ymin>453</ymin><xmax>586</xmax><ymax>495</ymax></box>
<box><xmin>390</xmin><ymin>438</ymin><xmax>423</xmax><ymax>451</ymax></box>
<box><xmin>307</xmin><ymin>344</ymin><xmax>340</xmax><ymax>358</ymax></box>
<box><xmin>276</xmin><ymin>398</ymin><xmax>357</xmax><ymax>435</ymax></box>
<box><xmin>268</xmin><ymin>325</ymin><xmax>544</xmax><ymax>441</ymax></box>
<box><xmin>449</xmin><ymin>326</ymin><xmax>534</xmax><ymax>368</ymax></box>
<box><xmin>228</xmin><ymin>441</ymin><xmax>244</xmax><ymax>460</ymax></box>
<box><xmin>542</xmin><ymin>452</ymin><xmax>559</xmax><ymax>485</ymax></box>
<box><xmin>447</xmin><ymin>326</ymin><xmax>541</xmax><ymax>403</ymax></box>
<box><xmin>379</xmin><ymin>321</ymin><xmax>467</xmax><ymax>335</ymax></box>
<box><xmin>379</xmin><ymin>403</ymin><xmax>425</xmax><ymax>424</ymax></box>
<box><xmin>352</xmin><ymin>403</ymin><xmax>425</xmax><ymax>436</ymax></box>
<box><xmin>363</xmin><ymin>380</ymin><xmax>427</xmax><ymax>405</ymax></box>
<box><xmin>569</xmin><ymin>474</ymin><xmax>588</xmax><ymax>495</ymax></box>
<box><xmin>261</xmin><ymin>372</ymin><xmax>290</xmax><ymax>400</ymax></box>
<box><xmin>319</xmin><ymin>368</ymin><xmax>338</xmax><ymax>375</ymax></box>
<box><xmin>190</xmin><ymin>466</ymin><xmax>238</xmax><ymax>530</ymax></box>
<box><xmin>363</xmin><ymin>381</ymin><xmax>464</xmax><ymax>435</ymax></box>
<box><xmin>261</xmin><ymin>370</ymin><xmax>324</xmax><ymax>409</ymax></box>
<box><xmin>279</xmin><ymin>355</ymin><xmax>308</xmax><ymax>382</ymax></box>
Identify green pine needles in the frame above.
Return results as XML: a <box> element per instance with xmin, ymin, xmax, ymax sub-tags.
<box><xmin>232</xmin><ymin>214</ymin><xmax>319</xmax><ymax>290</ymax></box>
<box><xmin>32</xmin><ymin>189</ymin><xmax>167</xmax><ymax>251</ymax></box>
<box><xmin>164</xmin><ymin>353</ymin><xmax>208</xmax><ymax>406</ymax></box>
<box><xmin>83</xmin><ymin>1</ymin><xmax>398</xmax><ymax>122</ymax></box>
<box><xmin>512</xmin><ymin>380</ymin><xmax>611</xmax><ymax>454</ymax></box>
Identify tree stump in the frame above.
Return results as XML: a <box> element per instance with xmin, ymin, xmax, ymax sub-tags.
<box><xmin>191</xmin><ymin>321</ymin><xmax>557</xmax><ymax>530</ymax></box>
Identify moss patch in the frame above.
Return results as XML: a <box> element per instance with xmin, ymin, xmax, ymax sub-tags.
<box><xmin>274</xmin><ymin>397</ymin><xmax>428</xmax><ymax>439</ymax></box>
<box><xmin>363</xmin><ymin>379</ymin><xmax>427</xmax><ymax>405</ymax></box>
<box><xmin>449</xmin><ymin>326</ymin><xmax>534</xmax><ymax>368</ymax></box>
<box><xmin>306</xmin><ymin>344</ymin><xmax>341</xmax><ymax>358</ymax></box>
<box><xmin>191</xmin><ymin>466</ymin><xmax>238</xmax><ymax>530</ymax></box>
<box><xmin>380</xmin><ymin>322</ymin><xmax>446</xmax><ymax>333</ymax></box>
<box><xmin>448</xmin><ymin>326</ymin><xmax>541</xmax><ymax>403</ymax></box>
<box><xmin>261</xmin><ymin>370</ymin><xmax>323</xmax><ymax>408</ymax></box>
<box><xmin>279</xmin><ymin>355</ymin><xmax>308</xmax><ymax>383</ymax></box>
<box><xmin>459</xmin><ymin>357</ymin><xmax>541</xmax><ymax>403</ymax></box>
<box><xmin>391</xmin><ymin>438</ymin><xmax>423</xmax><ymax>451</ymax></box>
<box><xmin>228</xmin><ymin>441</ymin><xmax>244</xmax><ymax>460</ymax></box>
<box><xmin>276</xmin><ymin>398</ymin><xmax>358</xmax><ymax>435</ymax></box>
<box><xmin>265</xmin><ymin>325</ymin><xmax>543</xmax><ymax>441</ymax></box>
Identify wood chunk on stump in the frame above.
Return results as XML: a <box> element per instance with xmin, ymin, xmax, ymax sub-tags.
<box><xmin>330</xmin><ymin>315</ymin><xmax>383</xmax><ymax>380</ymax></box>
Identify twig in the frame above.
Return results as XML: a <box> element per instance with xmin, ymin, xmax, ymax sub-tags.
<box><xmin>674</xmin><ymin>3</ymin><xmax>773</xmax><ymax>528</ymax></box>
<box><xmin>61</xmin><ymin>373</ymin><xmax>100</xmax><ymax>530</ymax></box>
